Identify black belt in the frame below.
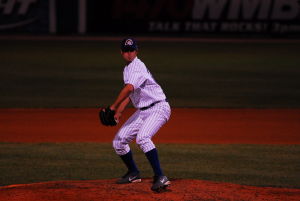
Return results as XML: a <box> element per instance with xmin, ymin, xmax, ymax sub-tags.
<box><xmin>140</xmin><ymin>99</ymin><xmax>167</xmax><ymax>111</ymax></box>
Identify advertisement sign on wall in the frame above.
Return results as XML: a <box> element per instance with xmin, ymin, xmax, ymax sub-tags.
<box><xmin>87</xmin><ymin>0</ymin><xmax>300</xmax><ymax>36</ymax></box>
<box><xmin>1</xmin><ymin>0</ymin><xmax>299</xmax><ymax>36</ymax></box>
<box><xmin>0</xmin><ymin>0</ymin><xmax>49</xmax><ymax>33</ymax></box>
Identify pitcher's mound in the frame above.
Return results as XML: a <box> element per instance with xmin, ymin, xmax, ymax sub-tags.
<box><xmin>0</xmin><ymin>179</ymin><xmax>299</xmax><ymax>201</ymax></box>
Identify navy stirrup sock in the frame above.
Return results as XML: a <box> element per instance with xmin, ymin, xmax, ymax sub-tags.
<box><xmin>145</xmin><ymin>148</ymin><xmax>163</xmax><ymax>176</ymax></box>
<box><xmin>119</xmin><ymin>150</ymin><xmax>139</xmax><ymax>173</ymax></box>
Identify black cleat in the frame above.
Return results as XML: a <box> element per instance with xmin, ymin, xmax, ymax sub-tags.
<box><xmin>151</xmin><ymin>175</ymin><xmax>171</xmax><ymax>192</ymax></box>
<box><xmin>116</xmin><ymin>171</ymin><xmax>142</xmax><ymax>184</ymax></box>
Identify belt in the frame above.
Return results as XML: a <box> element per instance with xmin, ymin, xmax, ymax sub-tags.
<box><xmin>139</xmin><ymin>99</ymin><xmax>167</xmax><ymax>111</ymax></box>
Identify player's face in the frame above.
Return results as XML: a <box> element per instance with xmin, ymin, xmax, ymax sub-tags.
<box><xmin>121</xmin><ymin>50</ymin><xmax>137</xmax><ymax>63</ymax></box>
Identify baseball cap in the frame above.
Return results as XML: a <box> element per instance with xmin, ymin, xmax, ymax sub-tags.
<box><xmin>120</xmin><ymin>38</ymin><xmax>138</xmax><ymax>52</ymax></box>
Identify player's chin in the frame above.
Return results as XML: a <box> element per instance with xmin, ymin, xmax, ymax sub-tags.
<box><xmin>127</xmin><ymin>58</ymin><xmax>135</xmax><ymax>62</ymax></box>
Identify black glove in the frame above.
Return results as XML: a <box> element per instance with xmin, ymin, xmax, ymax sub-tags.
<box><xmin>99</xmin><ymin>107</ymin><xmax>118</xmax><ymax>126</ymax></box>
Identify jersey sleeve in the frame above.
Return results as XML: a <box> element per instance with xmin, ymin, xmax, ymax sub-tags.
<box><xmin>124</xmin><ymin>66</ymin><xmax>146</xmax><ymax>90</ymax></box>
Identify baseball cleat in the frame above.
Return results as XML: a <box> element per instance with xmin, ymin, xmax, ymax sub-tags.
<box><xmin>151</xmin><ymin>175</ymin><xmax>171</xmax><ymax>192</ymax></box>
<box><xmin>116</xmin><ymin>171</ymin><xmax>142</xmax><ymax>184</ymax></box>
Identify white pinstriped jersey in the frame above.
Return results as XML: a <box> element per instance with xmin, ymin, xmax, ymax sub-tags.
<box><xmin>123</xmin><ymin>57</ymin><xmax>166</xmax><ymax>108</ymax></box>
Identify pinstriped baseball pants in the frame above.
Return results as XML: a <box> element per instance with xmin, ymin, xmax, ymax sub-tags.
<box><xmin>113</xmin><ymin>102</ymin><xmax>171</xmax><ymax>155</ymax></box>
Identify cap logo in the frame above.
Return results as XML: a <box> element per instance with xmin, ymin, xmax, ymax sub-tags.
<box><xmin>125</xmin><ymin>39</ymin><xmax>133</xmax><ymax>46</ymax></box>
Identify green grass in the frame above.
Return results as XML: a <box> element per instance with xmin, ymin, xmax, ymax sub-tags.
<box><xmin>0</xmin><ymin>143</ymin><xmax>299</xmax><ymax>188</ymax></box>
<box><xmin>1</xmin><ymin>40</ymin><xmax>300</xmax><ymax>108</ymax></box>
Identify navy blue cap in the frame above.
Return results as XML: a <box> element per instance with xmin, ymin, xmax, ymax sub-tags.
<box><xmin>120</xmin><ymin>38</ymin><xmax>138</xmax><ymax>52</ymax></box>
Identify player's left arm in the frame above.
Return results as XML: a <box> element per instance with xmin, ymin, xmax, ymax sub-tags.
<box><xmin>113</xmin><ymin>97</ymin><xmax>130</xmax><ymax>122</ymax></box>
<box><xmin>110</xmin><ymin>84</ymin><xmax>134</xmax><ymax>111</ymax></box>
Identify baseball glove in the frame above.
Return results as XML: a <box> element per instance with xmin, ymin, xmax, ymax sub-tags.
<box><xmin>99</xmin><ymin>107</ymin><xmax>118</xmax><ymax>126</ymax></box>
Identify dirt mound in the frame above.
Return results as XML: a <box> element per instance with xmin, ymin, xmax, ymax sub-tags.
<box><xmin>0</xmin><ymin>179</ymin><xmax>299</xmax><ymax>201</ymax></box>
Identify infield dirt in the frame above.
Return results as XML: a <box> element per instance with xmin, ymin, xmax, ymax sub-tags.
<box><xmin>0</xmin><ymin>108</ymin><xmax>299</xmax><ymax>144</ymax></box>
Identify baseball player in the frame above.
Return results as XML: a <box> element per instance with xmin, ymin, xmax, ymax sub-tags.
<box><xmin>109</xmin><ymin>38</ymin><xmax>171</xmax><ymax>192</ymax></box>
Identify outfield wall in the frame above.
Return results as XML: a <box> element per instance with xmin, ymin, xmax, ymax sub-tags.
<box><xmin>0</xmin><ymin>0</ymin><xmax>299</xmax><ymax>37</ymax></box>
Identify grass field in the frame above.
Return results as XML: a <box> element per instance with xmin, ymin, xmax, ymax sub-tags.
<box><xmin>1</xmin><ymin>39</ymin><xmax>300</xmax><ymax>108</ymax></box>
<box><xmin>0</xmin><ymin>143</ymin><xmax>299</xmax><ymax>188</ymax></box>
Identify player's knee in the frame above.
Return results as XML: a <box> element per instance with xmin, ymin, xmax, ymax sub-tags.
<box><xmin>136</xmin><ymin>137</ymin><xmax>154</xmax><ymax>152</ymax></box>
<box><xmin>136</xmin><ymin>136</ymin><xmax>147</xmax><ymax>146</ymax></box>
<box><xmin>113</xmin><ymin>135</ymin><xmax>129</xmax><ymax>150</ymax></box>
<box><xmin>113</xmin><ymin>139</ymin><xmax>129</xmax><ymax>155</ymax></box>
<box><xmin>113</xmin><ymin>136</ymin><xmax>123</xmax><ymax>148</ymax></box>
